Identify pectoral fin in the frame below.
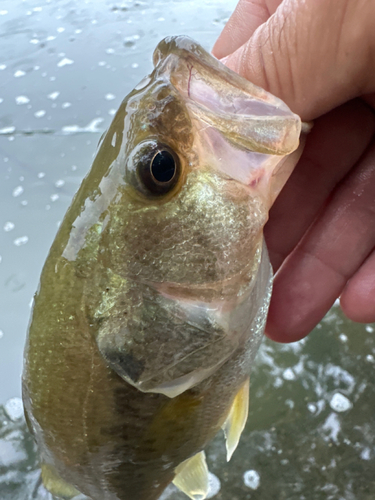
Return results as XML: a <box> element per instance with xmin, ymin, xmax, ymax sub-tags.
<box><xmin>41</xmin><ymin>463</ymin><xmax>80</xmax><ymax>499</ymax></box>
<box><xmin>222</xmin><ymin>377</ymin><xmax>250</xmax><ymax>461</ymax></box>
<box><xmin>173</xmin><ymin>451</ymin><xmax>209</xmax><ymax>500</ymax></box>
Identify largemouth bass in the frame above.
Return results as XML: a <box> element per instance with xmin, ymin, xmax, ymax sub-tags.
<box><xmin>22</xmin><ymin>36</ymin><xmax>305</xmax><ymax>500</ymax></box>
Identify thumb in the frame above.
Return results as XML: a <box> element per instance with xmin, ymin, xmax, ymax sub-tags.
<box><xmin>221</xmin><ymin>0</ymin><xmax>375</xmax><ymax>121</ymax></box>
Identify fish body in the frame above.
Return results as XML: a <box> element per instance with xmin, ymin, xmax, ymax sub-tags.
<box><xmin>22</xmin><ymin>36</ymin><xmax>304</xmax><ymax>500</ymax></box>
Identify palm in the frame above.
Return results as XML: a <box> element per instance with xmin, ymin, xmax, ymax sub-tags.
<box><xmin>265</xmin><ymin>96</ymin><xmax>375</xmax><ymax>341</ymax></box>
<box><xmin>213</xmin><ymin>0</ymin><xmax>375</xmax><ymax>341</ymax></box>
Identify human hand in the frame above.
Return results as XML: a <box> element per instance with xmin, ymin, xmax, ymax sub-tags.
<box><xmin>213</xmin><ymin>0</ymin><xmax>375</xmax><ymax>342</ymax></box>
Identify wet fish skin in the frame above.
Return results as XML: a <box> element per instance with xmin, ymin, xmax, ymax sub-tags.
<box><xmin>22</xmin><ymin>36</ymin><xmax>304</xmax><ymax>500</ymax></box>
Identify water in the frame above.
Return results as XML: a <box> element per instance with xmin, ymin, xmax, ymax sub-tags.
<box><xmin>1</xmin><ymin>1</ymin><xmax>375</xmax><ymax>499</ymax></box>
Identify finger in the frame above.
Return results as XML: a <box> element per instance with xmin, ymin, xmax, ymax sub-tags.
<box><xmin>222</xmin><ymin>0</ymin><xmax>375</xmax><ymax>120</ymax></box>
<box><xmin>212</xmin><ymin>0</ymin><xmax>279</xmax><ymax>59</ymax></box>
<box><xmin>266</xmin><ymin>138</ymin><xmax>375</xmax><ymax>342</ymax></box>
<box><xmin>265</xmin><ymin>99</ymin><xmax>375</xmax><ymax>271</ymax></box>
<box><xmin>340</xmin><ymin>251</ymin><xmax>375</xmax><ymax>323</ymax></box>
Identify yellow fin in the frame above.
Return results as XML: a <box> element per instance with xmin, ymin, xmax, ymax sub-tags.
<box><xmin>173</xmin><ymin>451</ymin><xmax>209</xmax><ymax>500</ymax></box>
<box><xmin>41</xmin><ymin>463</ymin><xmax>80</xmax><ymax>499</ymax></box>
<box><xmin>222</xmin><ymin>377</ymin><xmax>250</xmax><ymax>461</ymax></box>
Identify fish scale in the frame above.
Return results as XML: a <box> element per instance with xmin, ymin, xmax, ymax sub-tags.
<box><xmin>22</xmin><ymin>36</ymin><xmax>306</xmax><ymax>500</ymax></box>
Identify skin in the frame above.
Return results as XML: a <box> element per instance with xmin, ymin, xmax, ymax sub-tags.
<box><xmin>213</xmin><ymin>0</ymin><xmax>375</xmax><ymax>343</ymax></box>
<box><xmin>22</xmin><ymin>37</ymin><xmax>301</xmax><ymax>500</ymax></box>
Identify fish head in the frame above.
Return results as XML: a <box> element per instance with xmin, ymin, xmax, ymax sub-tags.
<box><xmin>73</xmin><ymin>37</ymin><xmax>304</xmax><ymax>397</ymax></box>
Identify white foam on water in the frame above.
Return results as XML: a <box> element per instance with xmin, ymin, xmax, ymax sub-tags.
<box><xmin>0</xmin><ymin>126</ymin><xmax>15</xmax><ymax>134</ymax></box>
<box><xmin>0</xmin><ymin>439</ymin><xmax>28</xmax><ymax>466</ymax></box>
<box><xmin>14</xmin><ymin>236</ymin><xmax>29</xmax><ymax>246</ymax></box>
<box><xmin>12</xmin><ymin>186</ymin><xmax>24</xmax><ymax>197</ymax></box>
<box><xmin>62</xmin><ymin>118</ymin><xmax>103</xmax><ymax>134</ymax></box>
<box><xmin>57</xmin><ymin>58</ymin><xmax>73</xmax><ymax>67</ymax></box>
<box><xmin>307</xmin><ymin>403</ymin><xmax>317</xmax><ymax>414</ymax></box>
<box><xmin>282</xmin><ymin>368</ymin><xmax>295</xmax><ymax>381</ymax></box>
<box><xmin>321</xmin><ymin>413</ymin><xmax>341</xmax><ymax>443</ymax></box>
<box><xmin>330</xmin><ymin>393</ymin><xmax>352</xmax><ymax>412</ymax></box>
<box><xmin>243</xmin><ymin>469</ymin><xmax>260</xmax><ymax>490</ymax></box>
<box><xmin>4</xmin><ymin>221</ymin><xmax>15</xmax><ymax>231</ymax></box>
<box><xmin>4</xmin><ymin>397</ymin><xmax>24</xmax><ymax>421</ymax></box>
<box><xmin>15</xmin><ymin>95</ymin><xmax>30</xmax><ymax>105</ymax></box>
<box><xmin>207</xmin><ymin>472</ymin><xmax>221</xmax><ymax>498</ymax></box>
<box><xmin>360</xmin><ymin>447</ymin><xmax>371</xmax><ymax>460</ymax></box>
<box><xmin>47</xmin><ymin>91</ymin><xmax>60</xmax><ymax>100</ymax></box>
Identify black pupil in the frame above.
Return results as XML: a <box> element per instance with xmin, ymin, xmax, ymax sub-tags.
<box><xmin>151</xmin><ymin>150</ymin><xmax>176</xmax><ymax>183</ymax></box>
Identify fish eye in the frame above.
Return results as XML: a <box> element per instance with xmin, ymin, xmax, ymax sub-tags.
<box><xmin>127</xmin><ymin>140</ymin><xmax>181</xmax><ymax>197</ymax></box>
<box><xmin>150</xmin><ymin>150</ymin><xmax>176</xmax><ymax>183</ymax></box>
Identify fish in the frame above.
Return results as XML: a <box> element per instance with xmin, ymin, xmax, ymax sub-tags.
<box><xmin>22</xmin><ymin>35</ymin><xmax>306</xmax><ymax>500</ymax></box>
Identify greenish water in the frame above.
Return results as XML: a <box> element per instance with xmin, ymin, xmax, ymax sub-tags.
<box><xmin>1</xmin><ymin>312</ymin><xmax>375</xmax><ymax>499</ymax></box>
<box><xmin>1</xmin><ymin>1</ymin><xmax>375</xmax><ymax>499</ymax></box>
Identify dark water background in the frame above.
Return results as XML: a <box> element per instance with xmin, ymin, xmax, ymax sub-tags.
<box><xmin>1</xmin><ymin>1</ymin><xmax>375</xmax><ymax>499</ymax></box>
